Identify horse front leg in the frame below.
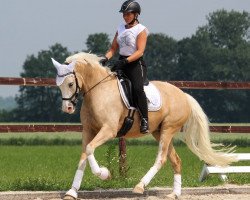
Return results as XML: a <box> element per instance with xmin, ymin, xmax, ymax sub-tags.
<box><xmin>64</xmin><ymin>128</ymin><xmax>94</xmax><ymax>200</ymax></box>
<box><xmin>86</xmin><ymin>124</ymin><xmax>116</xmax><ymax>180</ymax></box>
<box><xmin>64</xmin><ymin>153</ymin><xmax>87</xmax><ymax>200</ymax></box>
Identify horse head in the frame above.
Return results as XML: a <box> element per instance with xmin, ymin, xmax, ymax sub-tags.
<box><xmin>52</xmin><ymin>53</ymin><xmax>112</xmax><ymax>114</ymax></box>
<box><xmin>51</xmin><ymin>58</ymin><xmax>80</xmax><ymax>114</ymax></box>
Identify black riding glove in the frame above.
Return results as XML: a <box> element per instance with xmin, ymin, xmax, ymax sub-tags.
<box><xmin>112</xmin><ymin>58</ymin><xmax>128</xmax><ymax>71</ymax></box>
<box><xmin>99</xmin><ymin>56</ymin><xmax>108</xmax><ymax>66</ymax></box>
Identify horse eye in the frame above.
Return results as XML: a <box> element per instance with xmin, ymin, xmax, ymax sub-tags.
<box><xmin>68</xmin><ymin>82</ymin><xmax>74</xmax><ymax>88</ymax></box>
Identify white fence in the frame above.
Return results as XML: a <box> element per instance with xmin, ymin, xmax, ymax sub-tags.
<box><xmin>199</xmin><ymin>153</ymin><xmax>250</xmax><ymax>181</ymax></box>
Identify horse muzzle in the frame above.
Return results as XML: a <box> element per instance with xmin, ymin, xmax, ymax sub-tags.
<box><xmin>62</xmin><ymin>101</ymin><xmax>76</xmax><ymax>114</ymax></box>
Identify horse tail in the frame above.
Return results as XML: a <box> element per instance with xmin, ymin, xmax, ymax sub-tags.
<box><xmin>182</xmin><ymin>93</ymin><xmax>238</xmax><ymax>166</ymax></box>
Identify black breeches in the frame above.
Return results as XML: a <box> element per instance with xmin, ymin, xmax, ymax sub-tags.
<box><xmin>122</xmin><ymin>58</ymin><xmax>148</xmax><ymax>119</ymax></box>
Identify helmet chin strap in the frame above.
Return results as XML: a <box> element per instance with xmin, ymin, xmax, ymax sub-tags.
<box><xmin>128</xmin><ymin>13</ymin><xmax>139</xmax><ymax>25</ymax></box>
<box><xmin>128</xmin><ymin>18</ymin><xmax>136</xmax><ymax>25</ymax></box>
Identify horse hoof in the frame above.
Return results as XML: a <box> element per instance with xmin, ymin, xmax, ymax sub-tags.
<box><xmin>132</xmin><ymin>182</ymin><xmax>144</xmax><ymax>194</ymax></box>
<box><xmin>63</xmin><ymin>195</ymin><xmax>76</xmax><ymax>200</ymax></box>
<box><xmin>99</xmin><ymin>167</ymin><xmax>111</xmax><ymax>180</ymax></box>
<box><xmin>166</xmin><ymin>192</ymin><xmax>178</xmax><ymax>199</ymax></box>
<box><xmin>64</xmin><ymin>189</ymin><xmax>77</xmax><ymax>200</ymax></box>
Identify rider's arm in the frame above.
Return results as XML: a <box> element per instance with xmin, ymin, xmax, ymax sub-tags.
<box><xmin>127</xmin><ymin>29</ymin><xmax>147</xmax><ymax>63</ymax></box>
<box><xmin>105</xmin><ymin>32</ymin><xmax>119</xmax><ymax>60</ymax></box>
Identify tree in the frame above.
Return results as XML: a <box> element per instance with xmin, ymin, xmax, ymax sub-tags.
<box><xmin>205</xmin><ymin>9</ymin><xmax>250</xmax><ymax>49</ymax></box>
<box><xmin>144</xmin><ymin>33</ymin><xmax>178</xmax><ymax>80</ymax></box>
<box><xmin>176</xmin><ymin>31</ymin><xmax>214</xmax><ymax>81</ymax></box>
<box><xmin>86</xmin><ymin>33</ymin><xmax>111</xmax><ymax>55</ymax></box>
<box><xmin>177</xmin><ymin>10</ymin><xmax>250</xmax><ymax>122</ymax></box>
<box><xmin>202</xmin><ymin>10</ymin><xmax>250</xmax><ymax>122</ymax></box>
<box><xmin>13</xmin><ymin>43</ymin><xmax>80</xmax><ymax>122</ymax></box>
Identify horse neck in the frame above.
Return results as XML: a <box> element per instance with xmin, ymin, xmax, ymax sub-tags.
<box><xmin>75</xmin><ymin>63</ymin><xmax>110</xmax><ymax>96</ymax></box>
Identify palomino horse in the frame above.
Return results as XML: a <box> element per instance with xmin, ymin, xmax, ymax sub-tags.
<box><xmin>52</xmin><ymin>52</ymin><xmax>237</xmax><ymax>200</ymax></box>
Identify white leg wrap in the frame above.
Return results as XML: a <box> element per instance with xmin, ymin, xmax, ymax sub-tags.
<box><xmin>173</xmin><ymin>174</ymin><xmax>182</xmax><ymax>196</ymax></box>
<box><xmin>88</xmin><ymin>154</ymin><xmax>101</xmax><ymax>175</ymax></box>
<box><xmin>99</xmin><ymin>167</ymin><xmax>110</xmax><ymax>180</ymax></box>
<box><xmin>72</xmin><ymin>170</ymin><xmax>84</xmax><ymax>190</ymax></box>
<box><xmin>141</xmin><ymin>165</ymin><xmax>159</xmax><ymax>186</ymax></box>
<box><xmin>72</xmin><ymin>160</ymin><xmax>86</xmax><ymax>190</ymax></box>
<box><xmin>65</xmin><ymin>188</ymin><xmax>78</xmax><ymax>199</ymax></box>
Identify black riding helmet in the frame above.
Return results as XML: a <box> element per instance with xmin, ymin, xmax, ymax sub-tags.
<box><xmin>119</xmin><ymin>0</ymin><xmax>141</xmax><ymax>15</ymax></box>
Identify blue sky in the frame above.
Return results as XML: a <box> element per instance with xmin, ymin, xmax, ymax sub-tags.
<box><xmin>0</xmin><ymin>0</ymin><xmax>249</xmax><ymax>97</ymax></box>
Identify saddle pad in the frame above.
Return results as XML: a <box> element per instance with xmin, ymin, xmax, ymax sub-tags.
<box><xmin>117</xmin><ymin>80</ymin><xmax>162</xmax><ymax>112</ymax></box>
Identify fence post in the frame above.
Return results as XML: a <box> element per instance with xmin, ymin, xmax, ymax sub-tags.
<box><xmin>119</xmin><ymin>138</ymin><xmax>127</xmax><ymax>177</ymax></box>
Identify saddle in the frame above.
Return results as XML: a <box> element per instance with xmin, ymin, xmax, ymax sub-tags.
<box><xmin>117</xmin><ymin>71</ymin><xmax>162</xmax><ymax>112</ymax></box>
<box><xmin>117</xmin><ymin>71</ymin><xmax>137</xmax><ymax>108</ymax></box>
<box><xmin>115</xmin><ymin>71</ymin><xmax>162</xmax><ymax>137</ymax></box>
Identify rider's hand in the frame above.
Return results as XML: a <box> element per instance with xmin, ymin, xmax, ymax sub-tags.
<box><xmin>114</xmin><ymin>58</ymin><xmax>128</xmax><ymax>69</ymax></box>
<box><xmin>99</xmin><ymin>56</ymin><xmax>108</xmax><ymax>66</ymax></box>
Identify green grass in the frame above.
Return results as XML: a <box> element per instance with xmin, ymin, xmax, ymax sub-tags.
<box><xmin>0</xmin><ymin>132</ymin><xmax>82</xmax><ymax>146</ymax></box>
<box><xmin>0</xmin><ymin>145</ymin><xmax>249</xmax><ymax>191</ymax></box>
<box><xmin>0</xmin><ymin>124</ymin><xmax>249</xmax><ymax>191</ymax></box>
<box><xmin>0</xmin><ymin>131</ymin><xmax>249</xmax><ymax>146</ymax></box>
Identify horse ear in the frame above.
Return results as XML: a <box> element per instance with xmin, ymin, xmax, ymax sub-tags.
<box><xmin>68</xmin><ymin>61</ymin><xmax>76</xmax><ymax>71</ymax></box>
<box><xmin>51</xmin><ymin>58</ymin><xmax>61</xmax><ymax>71</ymax></box>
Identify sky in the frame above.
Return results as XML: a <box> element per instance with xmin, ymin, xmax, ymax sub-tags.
<box><xmin>0</xmin><ymin>0</ymin><xmax>250</xmax><ymax>97</ymax></box>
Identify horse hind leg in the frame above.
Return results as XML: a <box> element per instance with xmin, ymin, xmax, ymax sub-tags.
<box><xmin>133</xmin><ymin>126</ymin><xmax>179</xmax><ymax>194</ymax></box>
<box><xmin>151</xmin><ymin>131</ymin><xmax>182</xmax><ymax>199</ymax></box>
<box><xmin>166</xmin><ymin>142</ymin><xmax>182</xmax><ymax>199</ymax></box>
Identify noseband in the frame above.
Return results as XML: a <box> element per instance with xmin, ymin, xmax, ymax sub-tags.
<box><xmin>58</xmin><ymin>71</ymin><xmax>80</xmax><ymax>106</ymax></box>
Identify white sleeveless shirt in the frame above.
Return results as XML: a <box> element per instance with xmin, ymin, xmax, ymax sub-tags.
<box><xmin>117</xmin><ymin>23</ymin><xmax>149</xmax><ymax>56</ymax></box>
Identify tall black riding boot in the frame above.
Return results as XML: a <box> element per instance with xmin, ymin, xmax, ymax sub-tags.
<box><xmin>140</xmin><ymin>118</ymin><xmax>149</xmax><ymax>134</ymax></box>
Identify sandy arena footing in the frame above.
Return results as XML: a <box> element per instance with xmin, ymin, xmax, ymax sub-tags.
<box><xmin>0</xmin><ymin>184</ymin><xmax>249</xmax><ymax>200</ymax></box>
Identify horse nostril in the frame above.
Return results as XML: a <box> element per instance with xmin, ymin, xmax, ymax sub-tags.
<box><xmin>68</xmin><ymin>106</ymin><xmax>73</xmax><ymax>112</ymax></box>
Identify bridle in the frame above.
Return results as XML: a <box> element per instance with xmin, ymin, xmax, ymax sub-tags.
<box><xmin>58</xmin><ymin>71</ymin><xmax>113</xmax><ymax>106</ymax></box>
<box><xmin>58</xmin><ymin>71</ymin><xmax>80</xmax><ymax>106</ymax></box>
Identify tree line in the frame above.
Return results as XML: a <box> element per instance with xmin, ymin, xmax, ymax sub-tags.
<box><xmin>0</xmin><ymin>10</ymin><xmax>249</xmax><ymax>123</ymax></box>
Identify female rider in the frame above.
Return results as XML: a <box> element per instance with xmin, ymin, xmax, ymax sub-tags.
<box><xmin>100</xmin><ymin>0</ymin><xmax>149</xmax><ymax>133</ymax></box>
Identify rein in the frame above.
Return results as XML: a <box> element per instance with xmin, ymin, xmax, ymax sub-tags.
<box><xmin>60</xmin><ymin>71</ymin><xmax>113</xmax><ymax>105</ymax></box>
<box><xmin>82</xmin><ymin>73</ymin><xmax>113</xmax><ymax>97</ymax></box>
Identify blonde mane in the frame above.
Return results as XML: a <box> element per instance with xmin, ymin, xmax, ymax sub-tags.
<box><xmin>65</xmin><ymin>52</ymin><xmax>103</xmax><ymax>68</ymax></box>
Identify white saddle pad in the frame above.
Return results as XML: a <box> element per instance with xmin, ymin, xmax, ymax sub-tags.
<box><xmin>117</xmin><ymin>80</ymin><xmax>162</xmax><ymax>112</ymax></box>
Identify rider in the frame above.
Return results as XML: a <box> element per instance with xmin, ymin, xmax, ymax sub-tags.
<box><xmin>100</xmin><ymin>0</ymin><xmax>149</xmax><ymax>133</ymax></box>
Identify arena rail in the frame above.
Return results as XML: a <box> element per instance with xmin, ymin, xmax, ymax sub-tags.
<box><xmin>0</xmin><ymin>77</ymin><xmax>250</xmax><ymax>133</ymax></box>
<box><xmin>0</xmin><ymin>124</ymin><xmax>250</xmax><ymax>133</ymax></box>
<box><xmin>1</xmin><ymin>77</ymin><xmax>250</xmax><ymax>89</ymax></box>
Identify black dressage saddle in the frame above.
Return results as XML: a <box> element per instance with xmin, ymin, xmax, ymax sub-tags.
<box><xmin>116</xmin><ymin>70</ymin><xmax>149</xmax><ymax>107</ymax></box>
